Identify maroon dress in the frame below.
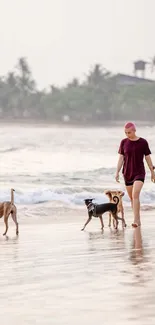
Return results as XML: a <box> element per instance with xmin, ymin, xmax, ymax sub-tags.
<box><xmin>118</xmin><ymin>137</ymin><xmax>151</xmax><ymax>185</ymax></box>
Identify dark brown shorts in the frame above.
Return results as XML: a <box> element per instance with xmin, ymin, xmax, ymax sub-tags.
<box><xmin>125</xmin><ymin>178</ymin><xmax>144</xmax><ymax>186</ymax></box>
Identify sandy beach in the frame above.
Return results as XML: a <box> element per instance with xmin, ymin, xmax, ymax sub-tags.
<box><xmin>0</xmin><ymin>209</ymin><xmax>155</xmax><ymax>325</ymax></box>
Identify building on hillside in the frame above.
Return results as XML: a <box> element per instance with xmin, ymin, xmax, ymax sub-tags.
<box><xmin>113</xmin><ymin>73</ymin><xmax>154</xmax><ymax>86</ymax></box>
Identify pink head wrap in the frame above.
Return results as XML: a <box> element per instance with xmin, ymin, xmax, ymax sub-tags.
<box><xmin>124</xmin><ymin>122</ymin><xmax>136</xmax><ymax>131</ymax></box>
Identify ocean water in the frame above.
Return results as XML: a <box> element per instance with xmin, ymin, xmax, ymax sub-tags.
<box><xmin>0</xmin><ymin>124</ymin><xmax>155</xmax><ymax>211</ymax></box>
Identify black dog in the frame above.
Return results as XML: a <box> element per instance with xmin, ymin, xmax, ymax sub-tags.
<box><xmin>81</xmin><ymin>196</ymin><xmax>126</xmax><ymax>231</ymax></box>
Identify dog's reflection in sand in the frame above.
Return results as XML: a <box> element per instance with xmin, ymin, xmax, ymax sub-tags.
<box><xmin>87</xmin><ymin>228</ymin><xmax>126</xmax><ymax>255</ymax></box>
<box><xmin>88</xmin><ymin>230</ymin><xmax>105</xmax><ymax>241</ymax></box>
<box><xmin>88</xmin><ymin>228</ymin><xmax>125</xmax><ymax>240</ymax></box>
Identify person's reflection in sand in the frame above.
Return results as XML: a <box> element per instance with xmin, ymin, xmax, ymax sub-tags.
<box><xmin>130</xmin><ymin>227</ymin><xmax>143</xmax><ymax>265</ymax></box>
<box><xmin>128</xmin><ymin>226</ymin><xmax>153</xmax><ymax>292</ymax></box>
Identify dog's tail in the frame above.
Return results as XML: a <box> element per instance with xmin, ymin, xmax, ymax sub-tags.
<box><xmin>11</xmin><ymin>188</ymin><xmax>15</xmax><ymax>205</ymax></box>
<box><xmin>113</xmin><ymin>195</ymin><xmax>119</xmax><ymax>205</ymax></box>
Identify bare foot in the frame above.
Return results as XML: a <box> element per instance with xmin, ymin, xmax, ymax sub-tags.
<box><xmin>132</xmin><ymin>222</ymin><xmax>141</xmax><ymax>228</ymax></box>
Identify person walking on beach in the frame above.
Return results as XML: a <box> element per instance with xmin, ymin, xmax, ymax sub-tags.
<box><xmin>115</xmin><ymin>122</ymin><xmax>155</xmax><ymax>227</ymax></box>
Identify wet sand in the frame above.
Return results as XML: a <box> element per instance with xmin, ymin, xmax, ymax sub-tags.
<box><xmin>0</xmin><ymin>211</ymin><xmax>155</xmax><ymax>325</ymax></box>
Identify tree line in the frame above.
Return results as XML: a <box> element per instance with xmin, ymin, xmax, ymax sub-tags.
<box><xmin>0</xmin><ymin>57</ymin><xmax>155</xmax><ymax>124</ymax></box>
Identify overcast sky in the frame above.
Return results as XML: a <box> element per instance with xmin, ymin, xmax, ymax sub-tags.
<box><xmin>0</xmin><ymin>0</ymin><xmax>154</xmax><ymax>89</ymax></box>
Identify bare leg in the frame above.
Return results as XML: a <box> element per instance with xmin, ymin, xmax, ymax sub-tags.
<box><xmin>99</xmin><ymin>216</ymin><xmax>104</xmax><ymax>229</ymax></box>
<box><xmin>126</xmin><ymin>185</ymin><xmax>133</xmax><ymax>208</ymax></box>
<box><xmin>121</xmin><ymin>206</ymin><xmax>124</xmax><ymax>219</ymax></box>
<box><xmin>113</xmin><ymin>216</ymin><xmax>116</xmax><ymax>228</ymax></box>
<box><xmin>3</xmin><ymin>204</ymin><xmax>9</xmax><ymax>236</ymax></box>
<box><xmin>108</xmin><ymin>212</ymin><xmax>111</xmax><ymax>227</ymax></box>
<box><xmin>3</xmin><ymin>216</ymin><xmax>9</xmax><ymax>236</ymax></box>
<box><xmin>11</xmin><ymin>210</ymin><xmax>19</xmax><ymax>235</ymax></box>
<box><xmin>120</xmin><ymin>206</ymin><xmax>127</xmax><ymax>227</ymax></box>
<box><xmin>132</xmin><ymin>181</ymin><xmax>144</xmax><ymax>226</ymax></box>
<box><xmin>112</xmin><ymin>213</ymin><xmax>119</xmax><ymax>229</ymax></box>
<box><xmin>81</xmin><ymin>217</ymin><xmax>92</xmax><ymax>231</ymax></box>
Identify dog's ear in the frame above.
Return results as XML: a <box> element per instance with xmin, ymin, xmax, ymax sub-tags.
<box><xmin>104</xmin><ymin>190</ymin><xmax>110</xmax><ymax>195</ymax></box>
<box><xmin>105</xmin><ymin>191</ymin><xmax>112</xmax><ymax>200</ymax></box>
<box><xmin>84</xmin><ymin>198</ymin><xmax>93</xmax><ymax>201</ymax></box>
<box><xmin>120</xmin><ymin>191</ymin><xmax>125</xmax><ymax>197</ymax></box>
<box><xmin>84</xmin><ymin>198</ymin><xmax>94</xmax><ymax>205</ymax></box>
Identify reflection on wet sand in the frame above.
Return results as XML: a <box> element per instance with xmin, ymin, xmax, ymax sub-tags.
<box><xmin>130</xmin><ymin>227</ymin><xmax>144</xmax><ymax>265</ymax></box>
<box><xmin>87</xmin><ymin>228</ymin><xmax>126</xmax><ymax>252</ymax></box>
<box><xmin>0</xmin><ymin>221</ymin><xmax>155</xmax><ymax>325</ymax></box>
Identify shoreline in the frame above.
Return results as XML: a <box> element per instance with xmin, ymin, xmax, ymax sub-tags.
<box><xmin>2</xmin><ymin>208</ymin><xmax>154</xmax><ymax>240</ymax></box>
<box><xmin>14</xmin><ymin>205</ymin><xmax>155</xmax><ymax>226</ymax></box>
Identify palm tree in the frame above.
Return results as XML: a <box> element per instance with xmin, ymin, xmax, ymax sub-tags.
<box><xmin>16</xmin><ymin>57</ymin><xmax>36</xmax><ymax>93</ymax></box>
<box><xmin>7</xmin><ymin>72</ymin><xmax>17</xmax><ymax>88</ymax></box>
<box><xmin>5</xmin><ymin>72</ymin><xmax>19</xmax><ymax>115</ymax></box>
<box><xmin>13</xmin><ymin>57</ymin><xmax>37</xmax><ymax>114</ymax></box>
<box><xmin>50</xmin><ymin>84</ymin><xmax>60</xmax><ymax>94</ymax></box>
<box><xmin>67</xmin><ymin>78</ymin><xmax>79</xmax><ymax>88</ymax></box>
<box><xmin>86</xmin><ymin>64</ymin><xmax>110</xmax><ymax>86</ymax></box>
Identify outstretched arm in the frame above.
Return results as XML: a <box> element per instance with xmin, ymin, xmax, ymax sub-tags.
<box><xmin>145</xmin><ymin>155</ymin><xmax>155</xmax><ymax>182</ymax></box>
<box><xmin>115</xmin><ymin>154</ymin><xmax>124</xmax><ymax>182</ymax></box>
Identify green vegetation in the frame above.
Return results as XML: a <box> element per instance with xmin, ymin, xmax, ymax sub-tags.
<box><xmin>0</xmin><ymin>58</ymin><xmax>155</xmax><ymax>124</ymax></box>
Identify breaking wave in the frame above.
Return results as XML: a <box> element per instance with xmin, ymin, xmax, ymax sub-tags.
<box><xmin>0</xmin><ymin>186</ymin><xmax>155</xmax><ymax>208</ymax></box>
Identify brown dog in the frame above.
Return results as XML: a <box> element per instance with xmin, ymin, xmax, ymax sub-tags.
<box><xmin>104</xmin><ymin>190</ymin><xmax>125</xmax><ymax>228</ymax></box>
<box><xmin>0</xmin><ymin>188</ymin><xmax>18</xmax><ymax>236</ymax></box>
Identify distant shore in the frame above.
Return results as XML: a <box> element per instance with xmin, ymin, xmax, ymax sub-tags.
<box><xmin>0</xmin><ymin>118</ymin><xmax>154</xmax><ymax>127</ymax></box>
